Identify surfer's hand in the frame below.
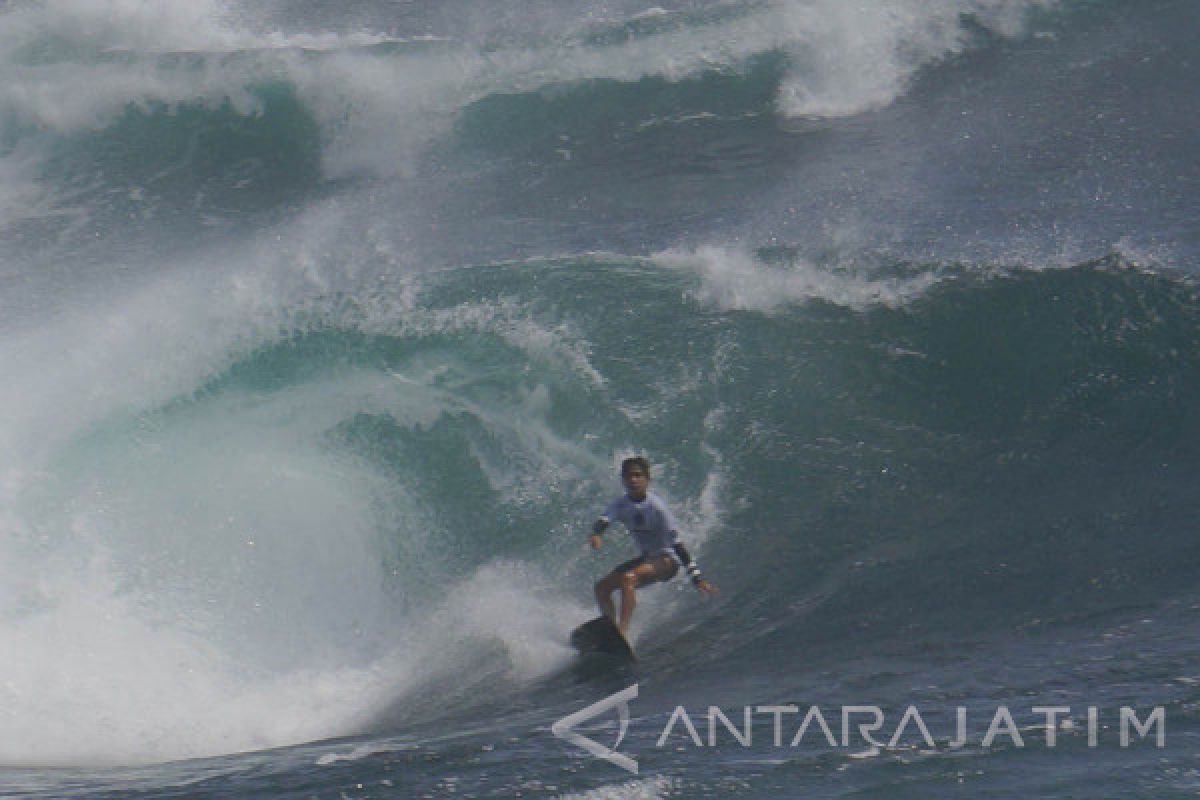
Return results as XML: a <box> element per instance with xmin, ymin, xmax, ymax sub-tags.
<box><xmin>590</xmin><ymin>534</ymin><xmax>603</xmax><ymax>550</ymax></box>
<box><xmin>695</xmin><ymin>579</ymin><xmax>719</xmax><ymax>597</ymax></box>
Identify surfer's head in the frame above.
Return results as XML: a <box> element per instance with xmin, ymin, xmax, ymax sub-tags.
<box><xmin>621</xmin><ymin>457</ymin><xmax>650</xmax><ymax>499</ymax></box>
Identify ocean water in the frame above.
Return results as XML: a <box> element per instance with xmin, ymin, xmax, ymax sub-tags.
<box><xmin>2</xmin><ymin>0</ymin><xmax>1199</xmax><ymax>797</ymax></box>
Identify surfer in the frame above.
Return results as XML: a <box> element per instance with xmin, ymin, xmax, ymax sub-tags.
<box><xmin>590</xmin><ymin>457</ymin><xmax>718</xmax><ymax>635</ymax></box>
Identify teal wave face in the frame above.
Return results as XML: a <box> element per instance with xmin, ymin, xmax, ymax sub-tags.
<box><xmin>672</xmin><ymin>257</ymin><xmax>1200</xmax><ymax>658</ymax></box>
<box><xmin>117</xmin><ymin>255</ymin><xmax>1200</xmax><ymax>662</ymax></box>
<box><xmin>369</xmin><ymin>256</ymin><xmax>1200</xmax><ymax>654</ymax></box>
<box><xmin>48</xmin><ymin>84</ymin><xmax>322</xmax><ymax>226</ymax></box>
<box><xmin>453</xmin><ymin>51</ymin><xmax>788</xmax><ymax>159</ymax></box>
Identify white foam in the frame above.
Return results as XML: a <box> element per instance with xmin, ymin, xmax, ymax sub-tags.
<box><xmin>0</xmin><ymin>358</ymin><xmax>438</xmax><ymax>763</ymax></box>
<box><xmin>0</xmin><ymin>192</ymin><xmax>636</xmax><ymax>766</ymax></box>
<box><xmin>0</xmin><ymin>542</ymin><xmax>396</xmax><ymax>765</ymax></box>
<box><xmin>653</xmin><ymin>245</ymin><xmax>939</xmax><ymax>313</ymax></box>
<box><xmin>773</xmin><ymin>0</ymin><xmax>1057</xmax><ymax>118</ymax></box>
<box><xmin>631</xmin><ymin>8</ymin><xmax>673</xmax><ymax>22</ymax></box>
<box><xmin>314</xmin><ymin>739</ymin><xmax>415</xmax><ymax>767</ymax></box>
<box><xmin>432</xmin><ymin>561</ymin><xmax>584</xmax><ymax>678</ymax></box>
<box><xmin>0</xmin><ymin>0</ymin><xmax>242</xmax><ymax>55</ymax></box>
<box><xmin>556</xmin><ymin>776</ymin><xmax>679</xmax><ymax>800</ymax></box>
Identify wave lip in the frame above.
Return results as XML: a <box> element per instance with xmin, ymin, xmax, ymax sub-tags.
<box><xmin>653</xmin><ymin>245</ymin><xmax>941</xmax><ymax>312</ymax></box>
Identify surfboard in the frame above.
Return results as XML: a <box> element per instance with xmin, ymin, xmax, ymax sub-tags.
<box><xmin>570</xmin><ymin>616</ymin><xmax>637</xmax><ymax>662</ymax></box>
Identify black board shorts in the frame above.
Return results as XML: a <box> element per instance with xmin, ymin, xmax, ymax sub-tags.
<box><xmin>611</xmin><ymin>553</ymin><xmax>680</xmax><ymax>582</ymax></box>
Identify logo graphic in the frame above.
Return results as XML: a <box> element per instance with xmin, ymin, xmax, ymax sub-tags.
<box><xmin>552</xmin><ymin>684</ymin><xmax>639</xmax><ymax>773</ymax></box>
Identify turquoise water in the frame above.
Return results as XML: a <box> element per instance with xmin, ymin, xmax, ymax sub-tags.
<box><xmin>2</xmin><ymin>0</ymin><xmax>1199</xmax><ymax>796</ymax></box>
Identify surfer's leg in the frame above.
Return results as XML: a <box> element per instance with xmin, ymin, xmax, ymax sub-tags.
<box><xmin>593</xmin><ymin>574</ymin><xmax>618</xmax><ymax>621</ymax></box>
<box><xmin>616</xmin><ymin>555</ymin><xmax>677</xmax><ymax>634</ymax></box>
<box><xmin>595</xmin><ymin>557</ymin><xmax>645</xmax><ymax>623</ymax></box>
<box><xmin>616</xmin><ymin>569</ymin><xmax>639</xmax><ymax>634</ymax></box>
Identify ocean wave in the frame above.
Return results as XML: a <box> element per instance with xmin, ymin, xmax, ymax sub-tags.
<box><xmin>1</xmin><ymin>0</ymin><xmax>1057</xmax><ymax>170</ymax></box>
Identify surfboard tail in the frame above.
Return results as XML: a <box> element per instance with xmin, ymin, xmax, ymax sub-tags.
<box><xmin>570</xmin><ymin>616</ymin><xmax>636</xmax><ymax>661</ymax></box>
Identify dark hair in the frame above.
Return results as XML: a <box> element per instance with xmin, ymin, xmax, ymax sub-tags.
<box><xmin>621</xmin><ymin>456</ymin><xmax>650</xmax><ymax>477</ymax></box>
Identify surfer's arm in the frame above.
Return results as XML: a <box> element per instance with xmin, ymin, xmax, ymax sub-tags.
<box><xmin>590</xmin><ymin>516</ymin><xmax>610</xmax><ymax>549</ymax></box>
<box><xmin>672</xmin><ymin>541</ymin><xmax>718</xmax><ymax>594</ymax></box>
